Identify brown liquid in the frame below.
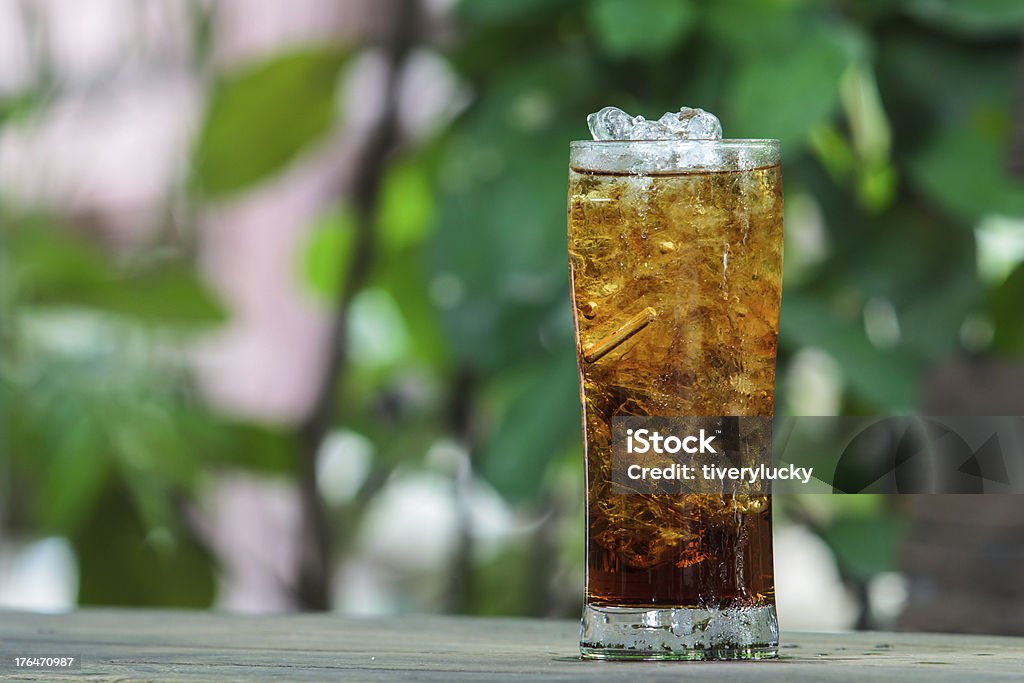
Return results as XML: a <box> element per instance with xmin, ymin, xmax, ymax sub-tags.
<box><xmin>567</xmin><ymin>164</ymin><xmax>783</xmax><ymax>608</ymax></box>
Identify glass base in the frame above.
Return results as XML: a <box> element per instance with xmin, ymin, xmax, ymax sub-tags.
<box><xmin>579</xmin><ymin>604</ymin><xmax>779</xmax><ymax>661</ymax></box>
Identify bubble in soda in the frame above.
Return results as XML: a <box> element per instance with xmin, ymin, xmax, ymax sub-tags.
<box><xmin>587</xmin><ymin>106</ymin><xmax>723</xmax><ymax>141</ymax></box>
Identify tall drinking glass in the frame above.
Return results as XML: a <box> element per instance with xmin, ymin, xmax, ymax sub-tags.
<box><xmin>567</xmin><ymin>139</ymin><xmax>783</xmax><ymax>660</ymax></box>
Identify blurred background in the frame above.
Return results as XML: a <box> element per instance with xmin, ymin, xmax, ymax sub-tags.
<box><xmin>2</xmin><ymin>0</ymin><xmax>1023</xmax><ymax>635</ymax></box>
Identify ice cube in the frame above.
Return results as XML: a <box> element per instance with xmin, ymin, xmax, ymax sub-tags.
<box><xmin>631</xmin><ymin>119</ymin><xmax>672</xmax><ymax>140</ymax></box>
<box><xmin>587</xmin><ymin>106</ymin><xmax>637</xmax><ymax>141</ymax></box>
<box><xmin>658</xmin><ymin>107</ymin><xmax>723</xmax><ymax>140</ymax></box>
<box><xmin>588</xmin><ymin>106</ymin><xmax>723</xmax><ymax>141</ymax></box>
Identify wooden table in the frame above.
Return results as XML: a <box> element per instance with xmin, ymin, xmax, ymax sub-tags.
<box><xmin>2</xmin><ymin>609</ymin><xmax>1022</xmax><ymax>681</ymax></box>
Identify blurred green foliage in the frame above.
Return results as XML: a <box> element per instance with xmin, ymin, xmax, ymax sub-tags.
<box><xmin>192</xmin><ymin>47</ymin><xmax>352</xmax><ymax>197</ymax></box>
<box><xmin>1</xmin><ymin>0</ymin><xmax>1023</xmax><ymax>622</ymax></box>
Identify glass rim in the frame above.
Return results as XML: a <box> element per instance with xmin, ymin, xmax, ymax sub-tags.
<box><xmin>569</xmin><ymin>139</ymin><xmax>780</xmax><ymax>173</ymax></box>
<box><xmin>569</xmin><ymin>139</ymin><xmax>780</xmax><ymax>149</ymax></box>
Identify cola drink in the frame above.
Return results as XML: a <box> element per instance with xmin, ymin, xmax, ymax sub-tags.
<box><xmin>568</xmin><ymin>136</ymin><xmax>783</xmax><ymax>660</ymax></box>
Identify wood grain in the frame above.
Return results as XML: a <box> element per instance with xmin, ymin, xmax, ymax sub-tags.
<box><xmin>1</xmin><ymin>609</ymin><xmax>1022</xmax><ymax>681</ymax></box>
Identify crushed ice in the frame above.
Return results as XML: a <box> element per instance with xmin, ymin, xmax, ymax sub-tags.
<box><xmin>587</xmin><ymin>106</ymin><xmax>723</xmax><ymax>141</ymax></box>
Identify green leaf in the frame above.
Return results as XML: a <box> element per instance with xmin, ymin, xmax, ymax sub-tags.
<box><xmin>299</xmin><ymin>204</ymin><xmax>356</xmax><ymax>302</ymax></box>
<box><xmin>877</xmin><ymin>33</ymin><xmax>1019</xmax><ymax>220</ymax></box>
<box><xmin>36</xmin><ymin>417</ymin><xmax>110</xmax><ymax>532</ymax></box>
<box><xmin>808</xmin><ymin>124</ymin><xmax>856</xmax><ymax>182</ymax></box>
<box><xmin>909</xmin><ymin>120</ymin><xmax>1024</xmax><ymax>222</ymax></box>
<box><xmin>726</xmin><ymin>29</ymin><xmax>856</xmax><ymax>148</ymax></box>
<box><xmin>6</xmin><ymin>218</ymin><xmax>225</xmax><ymax>327</ymax></box>
<box><xmin>192</xmin><ymin>47</ymin><xmax>349</xmax><ymax>197</ymax></box>
<box><xmin>13</xmin><ymin>353</ymin><xmax>203</xmax><ymax>533</ymax></box>
<box><xmin>79</xmin><ymin>264</ymin><xmax>226</xmax><ymax>326</ymax></box>
<box><xmin>989</xmin><ymin>262</ymin><xmax>1024</xmax><ymax>354</ymax></box>
<box><xmin>472</xmin><ymin>543</ymin><xmax>535</xmax><ymax>615</ymax></box>
<box><xmin>378</xmin><ymin>159</ymin><xmax>435</xmax><ymax>251</ymax></box>
<box><xmin>204</xmin><ymin>420</ymin><xmax>294</xmax><ymax>473</ymax></box>
<box><xmin>780</xmin><ymin>291</ymin><xmax>921</xmax><ymax>411</ymax></box>
<box><xmin>4</xmin><ymin>215</ymin><xmax>112</xmax><ymax>297</ymax></box>
<box><xmin>704</xmin><ymin>0</ymin><xmax>807</xmax><ymax>57</ymax></box>
<box><xmin>821</xmin><ymin>514</ymin><xmax>907</xmax><ymax>581</ymax></box>
<box><xmin>457</xmin><ymin>0</ymin><xmax>578</xmax><ymax>23</ymax></box>
<box><xmin>841</xmin><ymin>205</ymin><xmax>976</xmax><ymax>305</ymax></box>
<box><xmin>878</xmin><ymin>31</ymin><xmax>1011</xmax><ymax>111</ymax></box>
<box><xmin>904</xmin><ymin>0</ymin><xmax>1024</xmax><ymax>36</ymax></box>
<box><xmin>479</xmin><ymin>350</ymin><xmax>580</xmax><ymax>502</ymax></box>
<box><xmin>0</xmin><ymin>89</ymin><xmax>43</xmax><ymax>125</ymax></box>
<box><xmin>73</xmin><ymin>487</ymin><xmax>215</xmax><ymax>607</ymax></box>
<box><xmin>111</xmin><ymin>404</ymin><xmax>202</xmax><ymax>489</ymax></box>
<box><xmin>899</xmin><ymin>272</ymin><xmax>980</xmax><ymax>360</ymax></box>
<box><xmin>586</xmin><ymin>0</ymin><xmax>697</xmax><ymax>60</ymax></box>
<box><xmin>373</xmin><ymin>249</ymin><xmax>448</xmax><ymax>367</ymax></box>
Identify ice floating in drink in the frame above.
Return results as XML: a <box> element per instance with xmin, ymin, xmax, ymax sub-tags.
<box><xmin>587</xmin><ymin>106</ymin><xmax>723</xmax><ymax>141</ymax></box>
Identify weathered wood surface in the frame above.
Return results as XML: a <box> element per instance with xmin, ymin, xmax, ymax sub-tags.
<box><xmin>2</xmin><ymin>609</ymin><xmax>1023</xmax><ymax>681</ymax></box>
